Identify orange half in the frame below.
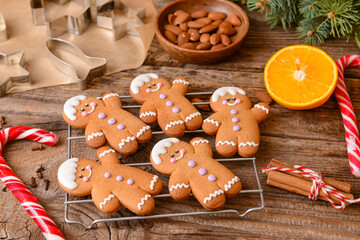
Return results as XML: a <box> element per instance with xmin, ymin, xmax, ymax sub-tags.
<box><xmin>264</xmin><ymin>45</ymin><xmax>338</xmax><ymax>110</ymax></box>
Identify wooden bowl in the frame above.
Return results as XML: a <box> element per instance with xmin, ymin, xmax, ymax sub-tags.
<box><xmin>155</xmin><ymin>0</ymin><xmax>250</xmax><ymax>64</ymax></box>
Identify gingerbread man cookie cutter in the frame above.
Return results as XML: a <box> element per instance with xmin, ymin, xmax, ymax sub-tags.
<box><xmin>46</xmin><ymin>38</ymin><xmax>106</xmax><ymax>90</ymax></box>
<box><xmin>30</xmin><ymin>0</ymin><xmax>92</xmax><ymax>38</ymax></box>
<box><xmin>0</xmin><ymin>51</ymin><xmax>30</xmax><ymax>97</ymax></box>
<box><xmin>96</xmin><ymin>0</ymin><xmax>146</xmax><ymax>40</ymax></box>
<box><xmin>0</xmin><ymin>13</ymin><xmax>7</xmax><ymax>42</ymax></box>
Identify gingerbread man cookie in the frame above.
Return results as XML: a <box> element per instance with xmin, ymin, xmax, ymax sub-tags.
<box><xmin>150</xmin><ymin>137</ymin><xmax>242</xmax><ymax>210</ymax></box>
<box><xmin>202</xmin><ymin>87</ymin><xmax>270</xmax><ymax>157</ymax></box>
<box><xmin>130</xmin><ymin>73</ymin><xmax>202</xmax><ymax>137</ymax></box>
<box><xmin>58</xmin><ymin>146</ymin><xmax>163</xmax><ymax>215</ymax></box>
<box><xmin>63</xmin><ymin>93</ymin><xmax>152</xmax><ymax>155</ymax></box>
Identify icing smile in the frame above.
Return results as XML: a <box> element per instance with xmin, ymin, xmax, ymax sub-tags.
<box><xmin>81</xmin><ymin>102</ymin><xmax>97</xmax><ymax>117</ymax></box>
<box><xmin>82</xmin><ymin>165</ymin><xmax>92</xmax><ymax>182</ymax></box>
<box><xmin>146</xmin><ymin>82</ymin><xmax>162</xmax><ymax>93</ymax></box>
<box><xmin>170</xmin><ymin>149</ymin><xmax>186</xmax><ymax>163</ymax></box>
<box><xmin>222</xmin><ymin>98</ymin><xmax>241</xmax><ymax>106</ymax></box>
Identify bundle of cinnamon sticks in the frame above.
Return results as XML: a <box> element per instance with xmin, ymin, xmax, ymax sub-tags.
<box><xmin>264</xmin><ymin>159</ymin><xmax>354</xmax><ymax>204</ymax></box>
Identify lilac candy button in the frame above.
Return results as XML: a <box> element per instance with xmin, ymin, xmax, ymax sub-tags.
<box><xmin>160</xmin><ymin>93</ymin><xmax>166</xmax><ymax>99</ymax></box>
<box><xmin>233</xmin><ymin>125</ymin><xmax>240</xmax><ymax>131</ymax></box>
<box><xmin>230</xmin><ymin>109</ymin><xmax>238</xmax><ymax>115</ymax></box>
<box><xmin>232</xmin><ymin>117</ymin><xmax>239</xmax><ymax>123</ymax></box>
<box><xmin>116</xmin><ymin>176</ymin><xmax>123</xmax><ymax>182</ymax></box>
<box><xmin>188</xmin><ymin>160</ymin><xmax>196</xmax><ymax>168</ymax></box>
<box><xmin>98</xmin><ymin>112</ymin><xmax>106</xmax><ymax>119</ymax></box>
<box><xmin>166</xmin><ymin>101</ymin><xmax>173</xmax><ymax>107</ymax></box>
<box><xmin>117</xmin><ymin>124</ymin><xmax>125</xmax><ymax>130</ymax></box>
<box><xmin>104</xmin><ymin>172</ymin><xmax>110</xmax><ymax>178</ymax></box>
<box><xmin>199</xmin><ymin>168</ymin><xmax>207</xmax><ymax>176</ymax></box>
<box><xmin>173</xmin><ymin>107</ymin><xmax>180</xmax><ymax>113</ymax></box>
<box><xmin>108</xmin><ymin>118</ymin><xmax>116</xmax><ymax>125</ymax></box>
<box><xmin>127</xmin><ymin>179</ymin><xmax>134</xmax><ymax>185</ymax></box>
<box><xmin>208</xmin><ymin>175</ymin><xmax>216</xmax><ymax>182</ymax></box>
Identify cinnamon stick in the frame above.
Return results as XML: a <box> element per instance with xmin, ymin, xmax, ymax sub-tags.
<box><xmin>267</xmin><ymin>171</ymin><xmax>354</xmax><ymax>205</ymax></box>
<box><xmin>268</xmin><ymin>158</ymin><xmax>351</xmax><ymax>193</ymax></box>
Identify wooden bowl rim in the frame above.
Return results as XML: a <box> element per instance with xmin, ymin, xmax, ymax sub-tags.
<box><xmin>155</xmin><ymin>0</ymin><xmax>250</xmax><ymax>53</ymax></box>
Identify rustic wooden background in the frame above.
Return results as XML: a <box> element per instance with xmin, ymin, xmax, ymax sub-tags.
<box><xmin>1</xmin><ymin>0</ymin><xmax>360</xmax><ymax>239</ymax></box>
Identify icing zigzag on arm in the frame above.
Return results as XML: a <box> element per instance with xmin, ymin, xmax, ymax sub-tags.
<box><xmin>169</xmin><ymin>183</ymin><xmax>190</xmax><ymax>192</ymax></box>
<box><xmin>136</xmin><ymin>125</ymin><xmax>151</xmax><ymax>138</ymax></box>
<box><xmin>172</xmin><ymin>79</ymin><xmax>189</xmax><ymax>85</ymax></box>
<box><xmin>254</xmin><ymin>104</ymin><xmax>269</xmax><ymax>114</ymax></box>
<box><xmin>165</xmin><ymin>120</ymin><xmax>184</xmax><ymax>131</ymax></box>
<box><xmin>99</xmin><ymin>149</ymin><xmax>115</xmax><ymax>158</ymax></box>
<box><xmin>238</xmin><ymin>142</ymin><xmax>259</xmax><ymax>147</ymax></box>
<box><xmin>99</xmin><ymin>194</ymin><xmax>115</xmax><ymax>209</ymax></box>
<box><xmin>118</xmin><ymin>136</ymin><xmax>136</xmax><ymax>148</ymax></box>
<box><xmin>224</xmin><ymin>176</ymin><xmax>240</xmax><ymax>191</ymax></box>
<box><xmin>88</xmin><ymin>132</ymin><xmax>104</xmax><ymax>141</ymax></box>
<box><xmin>203</xmin><ymin>189</ymin><xmax>224</xmax><ymax>204</ymax></box>
<box><xmin>103</xmin><ymin>93</ymin><xmax>119</xmax><ymax>101</ymax></box>
<box><xmin>203</xmin><ymin>118</ymin><xmax>219</xmax><ymax>127</ymax></box>
<box><xmin>185</xmin><ymin>112</ymin><xmax>201</xmax><ymax>123</ymax></box>
<box><xmin>140</xmin><ymin>111</ymin><xmax>157</xmax><ymax>118</ymax></box>
<box><xmin>137</xmin><ymin>194</ymin><xmax>151</xmax><ymax>210</ymax></box>
<box><xmin>216</xmin><ymin>141</ymin><xmax>236</xmax><ymax>147</ymax></box>
<box><xmin>192</xmin><ymin>139</ymin><xmax>209</xmax><ymax>145</ymax></box>
<box><xmin>149</xmin><ymin>175</ymin><xmax>158</xmax><ymax>190</ymax></box>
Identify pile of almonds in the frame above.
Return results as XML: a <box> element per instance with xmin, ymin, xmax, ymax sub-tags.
<box><xmin>164</xmin><ymin>9</ymin><xmax>241</xmax><ymax>50</ymax></box>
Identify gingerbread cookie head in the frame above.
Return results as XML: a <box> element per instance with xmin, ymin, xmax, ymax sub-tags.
<box><xmin>63</xmin><ymin>95</ymin><xmax>105</xmax><ymax>128</ymax></box>
<box><xmin>130</xmin><ymin>73</ymin><xmax>172</xmax><ymax>103</ymax></box>
<box><xmin>210</xmin><ymin>87</ymin><xmax>252</xmax><ymax>112</ymax></box>
<box><xmin>151</xmin><ymin>138</ymin><xmax>195</xmax><ymax>175</ymax></box>
<box><xmin>58</xmin><ymin>157</ymin><xmax>96</xmax><ymax>196</ymax></box>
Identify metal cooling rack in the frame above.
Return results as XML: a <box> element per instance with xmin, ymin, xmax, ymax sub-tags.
<box><xmin>64</xmin><ymin>92</ymin><xmax>264</xmax><ymax>229</ymax></box>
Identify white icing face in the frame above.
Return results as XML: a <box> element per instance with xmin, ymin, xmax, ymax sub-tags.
<box><xmin>211</xmin><ymin>87</ymin><xmax>246</xmax><ymax>102</ymax></box>
<box><xmin>131</xmin><ymin>73</ymin><xmax>159</xmax><ymax>94</ymax></box>
<box><xmin>63</xmin><ymin>95</ymin><xmax>87</xmax><ymax>121</ymax></box>
<box><xmin>58</xmin><ymin>158</ymin><xmax>79</xmax><ymax>190</ymax></box>
<box><xmin>151</xmin><ymin>138</ymin><xmax>180</xmax><ymax>165</ymax></box>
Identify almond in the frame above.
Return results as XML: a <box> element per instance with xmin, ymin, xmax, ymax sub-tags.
<box><xmin>195</xmin><ymin>17</ymin><xmax>212</xmax><ymax>25</ymax></box>
<box><xmin>188</xmin><ymin>28</ymin><xmax>200</xmax><ymax>41</ymax></box>
<box><xmin>196</xmin><ymin>42</ymin><xmax>212</xmax><ymax>50</ymax></box>
<box><xmin>164</xmin><ymin>24</ymin><xmax>182</xmax><ymax>35</ymax></box>
<box><xmin>179</xmin><ymin>42</ymin><xmax>196</xmax><ymax>49</ymax></box>
<box><xmin>211</xmin><ymin>43</ymin><xmax>225</xmax><ymax>50</ymax></box>
<box><xmin>191</xmin><ymin>10</ymin><xmax>208</xmax><ymax>19</ymax></box>
<box><xmin>179</xmin><ymin>22</ymin><xmax>188</xmax><ymax>31</ymax></box>
<box><xmin>211</xmin><ymin>20</ymin><xmax>222</xmax><ymax>27</ymax></box>
<box><xmin>220</xmin><ymin>34</ymin><xmax>231</xmax><ymax>46</ymax></box>
<box><xmin>168</xmin><ymin>14</ymin><xmax>176</xmax><ymax>25</ymax></box>
<box><xmin>230</xmin><ymin>14</ymin><xmax>241</xmax><ymax>26</ymax></box>
<box><xmin>210</xmin><ymin>33</ymin><xmax>220</xmax><ymax>45</ymax></box>
<box><xmin>208</xmin><ymin>12</ymin><xmax>227</xmax><ymax>20</ymax></box>
<box><xmin>218</xmin><ymin>21</ymin><xmax>236</xmax><ymax>35</ymax></box>
<box><xmin>199</xmin><ymin>24</ymin><xmax>217</xmax><ymax>33</ymax></box>
<box><xmin>255</xmin><ymin>91</ymin><xmax>273</xmax><ymax>105</ymax></box>
<box><xmin>187</xmin><ymin>21</ymin><xmax>206</xmax><ymax>29</ymax></box>
<box><xmin>177</xmin><ymin>32</ymin><xmax>190</xmax><ymax>45</ymax></box>
<box><xmin>191</xmin><ymin>98</ymin><xmax>211</xmax><ymax>111</ymax></box>
<box><xmin>200</xmin><ymin>33</ymin><xmax>210</xmax><ymax>43</ymax></box>
<box><xmin>174</xmin><ymin>10</ymin><xmax>188</xmax><ymax>16</ymax></box>
<box><xmin>164</xmin><ymin>30</ymin><xmax>177</xmax><ymax>43</ymax></box>
<box><xmin>174</xmin><ymin>12</ymin><xmax>190</xmax><ymax>25</ymax></box>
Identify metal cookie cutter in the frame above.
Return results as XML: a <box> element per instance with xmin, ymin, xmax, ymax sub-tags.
<box><xmin>0</xmin><ymin>51</ymin><xmax>30</xmax><ymax>97</ymax></box>
<box><xmin>96</xmin><ymin>0</ymin><xmax>146</xmax><ymax>40</ymax></box>
<box><xmin>0</xmin><ymin>13</ymin><xmax>7</xmax><ymax>42</ymax></box>
<box><xmin>30</xmin><ymin>0</ymin><xmax>92</xmax><ymax>38</ymax></box>
<box><xmin>46</xmin><ymin>38</ymin><xmax>106</xmax><ymax>90</ymax></box>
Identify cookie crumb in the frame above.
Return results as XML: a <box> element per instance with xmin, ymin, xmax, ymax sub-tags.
<box><xmin>30</xmin><ymin>177</ymin><xmax>37</xmax><ymax>188</ymax></box>
<box><xmin>44</xmin><ymin>179</ymin><xmax>50</xmax><ymax>191</ymax></box>
<box><xmin>2</xmin><ymin>186</ymin><xmax>7</xmax><ymax>192</ymax></box>
<box><xmin>37</xmin><ymin>172</ymin><xmax>43</xmax><ymax>179</ymax></box>
<box><xmin>0</xmin><ymin>116</ymin><xmax>5</xmax><ymax>125</ymax></box>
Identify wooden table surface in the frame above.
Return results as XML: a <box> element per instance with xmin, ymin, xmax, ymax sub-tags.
<box><xmin>1</xmin><ymin>1</ymin><xmax>360</xmax><ymax>239</ymax></box>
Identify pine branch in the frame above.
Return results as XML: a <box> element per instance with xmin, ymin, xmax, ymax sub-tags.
<box><xmin>266</xmin><ymin>0</ymin><xmax>300</xmax><ymax>30</ymax></box>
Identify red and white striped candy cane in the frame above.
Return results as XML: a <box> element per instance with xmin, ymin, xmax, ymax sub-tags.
<box><xmin>334</xmin><ymin>55</ymin><xmax>360</xmax><ymax>177</ymax></box>
<box><xmin>0</xmin><ymin>127</ymin><xmax>65</xmax><ymax>240</ymax></box>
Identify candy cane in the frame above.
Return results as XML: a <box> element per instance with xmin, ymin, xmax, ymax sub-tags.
<box><xmin>334</xmin><ymin>55</ymin><xmax>360</xmax><ymax>177</ymax></box>
<box><xmin>0</xmin><ymin>127</ymin><xmax>65</xmax><ymax>240</ymax></box>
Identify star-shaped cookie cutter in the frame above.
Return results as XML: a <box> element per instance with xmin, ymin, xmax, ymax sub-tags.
<box><xmin>0</xmin><ymin>51</ymin><xmax>30</xmax><ymax>97</ymax></box>
<box><xmin>30</xmin><ymin>0</ymin><xmax>92</xmax><ymax>38</ymax></box>
<box><xmin>96</xmin><ymin>0</ymin><xmax>146</xmax><ymax>40</ymax></box>
<box><xmin>0</xmin><ymin>13</ymin><xmax>7</xmax><ymax>42</ymax></box>
<box><xmin>46</xmin><ymin>38</ymin><xmax>106</xmax><ymax>90</ymax></box>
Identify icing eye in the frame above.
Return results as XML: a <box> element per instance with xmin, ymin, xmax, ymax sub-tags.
<box><xmin>97</xmin><ymin>97</ymin><xmax>102</xmax><ymax>100</ymax></box>
<box><xmin>232</xmin><ymin>97</ymin><xmax>236</xmax><ymax>100</ymax></box>
<box><xmin>226</xmin><ymin>98</ymin><xmax>230</xmax><ymax>101</ymax></box>
<box><xmin>78</xmin><ymin>175</ymin><xmax>83</xmax><ymax>178</ymax></box>
<box><xmin>85</xmin><ymin>103</ymin><xmax>89</xmax><ymax>107</ymax></box>
<box><xmin>152</xmin><ymin>83</ymin><xmax>156</xmax><ymax>86</ymax></box>
<box><xmin>175</xmin><ymin>150</ymin><xmax>179</xmax><ymax>153</ymax></box>
<box><xmin>81</xmin><ymin>108</ymin><xmax>84</xmax><ymax>111</ymax></box>
<box><xmin>81</xmin><ymin>167</ymin><xmax>85</xmax><ymax>171</ymax></box>
<box><xmin>170</xmin><ymin>154</ymin><xmax>174</xmax><ymax>157</ymax></box>
<box><xmin>147</xmin><ymin>85</ymin><xmax>151</xmax><ymax>88</ymax></box>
